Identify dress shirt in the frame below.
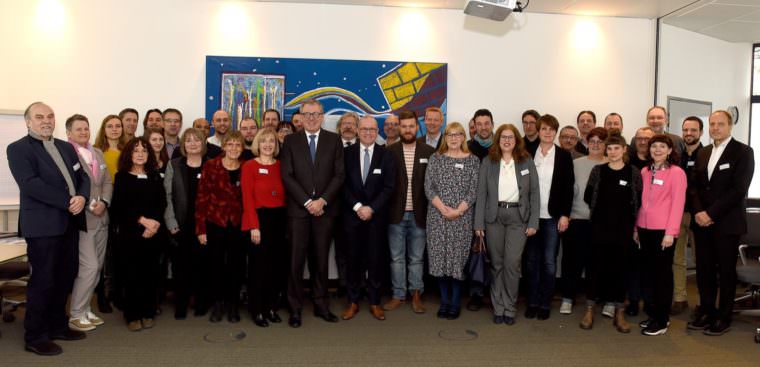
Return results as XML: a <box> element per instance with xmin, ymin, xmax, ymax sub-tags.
<box><xmin>303</xmin><ymin>129</ymin><xmax>323</xmax><ymax>207</ymax></box>
<box><xmin>207</xmin><ymin>135</ymin><xmax>222</xmax><ymax>147</ymax></box>
<box><xmin>534</xmin><ymin>144</ymin><xmax>555</xmax><ymax>219</ymax></box>
<box><xmin>342</xmin><ymin>138</ymin><xmax>356</xmax><ymax>147</ymax></box>
<box><xmin>707</xmin><ymin>136</ymin><xmax>732</xmax><ymax>180</ymax></box>
<box><xmin>498</xmin><ymin>158</ymin><xmax>519</xmax><ymax>202</ymax></box>
<box><xmin>166</xmin><ymin>140</ymin><xmax>180</xmax><ymax>158</ymax></box>
<box><xmin>425</xmin><ymin>133</ymin><xmax>441</xmax><ymax>148</ymax></box>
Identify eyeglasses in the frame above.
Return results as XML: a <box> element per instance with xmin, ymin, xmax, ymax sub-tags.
<box><xmin>303</xmin><ymin>112</ymin><xmax>323</xmax><ymax>119</ymax></box>
<box><xmin>500</xmin><ymin>135</ymin><xmax>515</xmax><ymax>141</ymax></box>
<box><xmin>359</xmin><ymin>128</ymin><xmax>378</xmax><ymax>133</ymax></box>
<box><xmin>588</xmin><ymin>140</ymin><xmax>603</xmax><ymax>146</ymax></box>
<box><xmin>559</xmin><ymin>135</ymin><xmax>578</xmax><ymax>141</ymax></box>
<box><xmin>446</xmin><ymin>132</ymin><xmax>464</xmax><ymax>138</ymax></box>
<box><xmin>164</xmin><ymin>118</ymin><xmax>180</xmax><ymax>123</ymax></box>
<box><xmin>635</xmin><ymin>137</ymin><xmax>651</xmax><ymax>142</ymax></box>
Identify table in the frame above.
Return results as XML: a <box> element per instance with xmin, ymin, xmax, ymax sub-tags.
<box><xmin>0</xmin><ymin>240</ymin><xmax>26</xmax><ymax>264</ymax></box>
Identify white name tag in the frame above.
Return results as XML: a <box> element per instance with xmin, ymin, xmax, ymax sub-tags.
<box><xmin>160</xmin><ymin>173</ymin><xmax>165</xmax><ymax>178</ymax></box>
<box><xmin>196</xmin><ymin>173</ymin><xmax>202</xmax><ymax>179</ymax></box>
<box><xmin>653</xmin><ymin>178</ymin><xmax>664</xmax><ymax>186</ymax></box>
<box><xmin>73</xmin><ymin>162</ymin><xmax>81</xmax><ymax>171</ymax></box>
<box><xmin>420</xmin><ymin>158</ymin><xmax>428</xmax><ymax>164</ymax></box>
<box><xmin>259</xmin><ymin>168</ymin><xmax>269</xmax><ymax>175</ymax></box>
<box><xmin>137</xmin><ymin>174</ymin><xmax>148</xmax><ymax>179</ymax></box>
<box><xmin>100</xmin><ymin>163</ymin><xmax>107</xmax><ymax>170</ymax></box>
<box><xmin>719</xmin><ymin>163</ymin><xmax>730</xmax><ymax>170</ymax></box>
<box><xmin>455</xmin><ymin>163</ymin><xmax>464</xmax><ymax>169</ymax></box>
<box><xmin>520</xmin><ymin>169</ymin><xmax>529</xmax><ymax>176</ymax></box>
<box><xmin>687</xmin><ymin>161</ymin><xmax>695</xmax><ymax>167</ymax></box>
<box><xmin>236</xmin><ymin>181</ymin><xmax>241</xmax><ymax>187</ymax></box>
<box><xmin>619</xmin><ymin>180</ymin><xmax>628</xmax><ymax>186</ymax></box>
<box><xmin>373</xmin><ymin>168</ymin><xmax>382</xmax><ymax>174</ymax></box>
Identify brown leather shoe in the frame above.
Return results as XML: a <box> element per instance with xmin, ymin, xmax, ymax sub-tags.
<box><xmin>614</xmin><ymin>308</ymin><xmax>631</xmax><ymax>333</ymax></box>
<box><xmin>580</xmin><ymin>306</ymin><xmax>594</xmax><ymax>330</ymax></box>
<box><xmin>370</xmin><ymin>305</ymin><xmax>386</xmax><ymax>321</ymax></box>
<box><xmin>411</xmin><ymin>290</ymin><xmax>426</xmax><ymax>314</ymax></box>
<box><xmin>341</xmin><ymin>303</ymin><xmax>359</xmax><ymax>320</ymax></box>
<box><xmin>383</xmin><ymin>298</ymin><xmax>405</xmax><ymax>311</ymax></box>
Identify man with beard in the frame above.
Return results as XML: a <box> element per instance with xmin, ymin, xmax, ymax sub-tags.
<box><xmin>239</xmin><ymin>117</ymin><xmax>258</xmax><ymax>161</ymax></box>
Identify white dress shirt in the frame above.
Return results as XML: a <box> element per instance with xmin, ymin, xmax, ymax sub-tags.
<box><xmin>498</xmin><ymin>158</ymin><xmax>520</xmax><ymax>202</ymax></box>
<box><xmin>707</xmin><ymin>136</ymin><xmax>732</xmax><ymax>180</ymax></box>
<box><xmin>534</xmin><ymin>144</ymin><xmax>555</xmax><ymax>219</ymax></box>
<box><xmin>353</xmin><ymin>143</ymin><xmax>375</xmax><ymax>211</ymax></box>
<box><xmin>207</xmin><ymin>135</ymin><xmax>222</xmax><ymax>147</ymax></box>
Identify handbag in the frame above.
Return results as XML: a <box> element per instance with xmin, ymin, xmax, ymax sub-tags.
<box><xmin>466</xmin><ymin>235</ymin><xmax>490</xmax><ymax>285</ymax></box>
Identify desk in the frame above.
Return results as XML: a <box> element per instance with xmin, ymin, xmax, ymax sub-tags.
<box><xmin>0</xmin><ymin>240</ymin><xmax>26</xmax><ymax>264</ymax></box>
<box><xmin>0</xmin><ymin>204</ymin><xmax>19</xmax><ymax>232</ymax></box>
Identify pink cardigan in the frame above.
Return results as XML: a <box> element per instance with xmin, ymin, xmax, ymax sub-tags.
<box><xmin>636</xmin><ymin>165</ymin><xmax>687</xmax><ymax>236</ymax></box>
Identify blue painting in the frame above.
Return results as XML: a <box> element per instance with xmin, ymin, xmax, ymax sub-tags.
<box><xmin>221</xmin><ymin>73</ymin><xmax>285</xmax><ymax>129</ymax></box>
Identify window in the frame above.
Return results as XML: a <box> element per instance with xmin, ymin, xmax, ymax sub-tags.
<box><xmin>749</xmin><ymin>44</ymin><xmax>760</xmax><ymax>198</ymax></box>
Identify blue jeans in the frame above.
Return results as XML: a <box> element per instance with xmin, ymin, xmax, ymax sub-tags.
<box><xmin>525</xmin><ymin>217</ymin><xmax>560</xmax><ymax>309</ymax></box>
<box><xmin>388</xmin><ymin>212</ymin><xmax>426</xmax><ymax>300</ymax></box>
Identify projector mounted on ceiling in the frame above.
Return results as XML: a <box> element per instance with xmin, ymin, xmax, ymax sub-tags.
<box><xmin>464</xmin><ymin>0</ymin><xmax>524</xmax><ymax>21</ymax></box>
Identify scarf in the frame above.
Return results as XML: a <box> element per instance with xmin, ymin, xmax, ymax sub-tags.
<box><xmin>474</xmin><ymin>133</ymin><xmax>493</xmax><ymax>149</ymax></box>
<box><xmin>69</xmin><ymin>139</ymin><xmax>101</xmax><ymax>185</ymax></box>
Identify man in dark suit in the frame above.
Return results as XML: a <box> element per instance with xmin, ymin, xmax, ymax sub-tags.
<box><xmin>687</xmin><ymin>110</ymin><xmax>754</xmax><ymax>336</ymax></box>
<box><xmin>417</xmin><ymin>106</ymin><xmax>444</xmax><ymax>150</ymax></box>
<box><xmin>340</xmin><ymin>116</ymin><xmax>396</xmax><ymax>321</ymax></box>
<box><xmin>7</xmin><ymin>102</ymin><xmax>90</xmax><ymax>355</ymax></box>
<box><xmin>280</xmin><ymin>99</ymin><xmax>345</xmax><ymax>327</ymax></box>
<box><xmin>385</xmin><ymin>110</ymin><xmax>436</xmax><ymax>314</ymax></box>
<box><xmin>163</xmin><ymin>108</ymin><xmax>183</xmax><ymax>159</ymax></box>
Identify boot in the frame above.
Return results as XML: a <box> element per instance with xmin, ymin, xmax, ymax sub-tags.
<box><xmin>580</xmin><ymin>306</ymin><xmax>594</xmax><ymax>330</ymax></box>
<box><xmin>209</xmin><ymin>302</ymin><xmax>224</xmax><ymax>323</ymax></box>
<box><xmin>96</xmin><ymin>284</ymin><xmax>113</xmax><ymax>314</ymax></box>
<box><xmin>614</xmin><ymin>308</ymin><xmax>631</xmax><ymax>333</ymax></box>
<box><xmin>411</xmin><ymin>290</ymin><xmax>426</xmax><ymax>314</ymax></box>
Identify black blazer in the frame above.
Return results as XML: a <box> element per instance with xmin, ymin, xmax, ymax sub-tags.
<box><xmin>280</xmin><ymin>129</ymin><xmax>345</xmax><ymax>218</ymax></box>
<box><xmin>688</xmin><ymin>138</ymin><xmax>755</xmax><ymax>235</ymax></box>
<box><xmin>163</xmin><ymin>156</ymin><xmax>207</xmax><ymax>231</ymax></box>
<box><xmin>388</xmin><ymin>141</ymin><xmax>436</xmax><ymax>227</ymax></box>
<box><xmin>342</xmin><ymin>143</ymin><xmax>396</xmax><ymax>224</ymax></box>
<box><xmin>7</xmin><ymin>135</ymin><xmax>89</xmax><ymax>237</ymax></box>
<box><xmin>535</xmin><ymin>144</ymin><xmax>574</xmax><ymax>218</ymax></box>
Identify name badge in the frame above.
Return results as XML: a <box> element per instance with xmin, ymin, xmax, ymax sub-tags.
<box><xmin>719</xmin><ymin>163</ymin><xmax>730</xmax><ymax>170</ymax></box>
<box><xmin>137</xmin><ymin>174</ymin><xmax>148</xmax><ymax>179</ymax></box>
<box><xmin>653</xmin><ymin>179</ymin><xmax>664</xmax><ymax>186</ymax></box>
<box><xmin>236</xmin><ymin>181</ymin><xmax>241</xmax><ymax>187</ymax></box>
<box><xmin>687</xmin><ymin>161</ymin><xmax>695</xmax><ymax>167</ymax></box>
<box><xmin>259</xmin><ymin>168</ymin><xmax>269</xmax><ymax>175</ymax></box>
<box><xmin>160</xmin><ymin>173</ymin><xmax>165</xmax><ymax>178</ymax></box>
<box><xmin>520</xmin><ymin>169</ymin><xmax>530</xmax><ymax>176</ymax></box>
<box><xmin>454</xmin><ymin>163</ymin><xmax>464</xmax><ymax>169</ymax></box>
<box><xmin>100</xmin><ymin>163</ymin><xmax>107</xmax><ymax>170</ymax></box>
<box><xmin>619</xmin><ymin>180</ymin><xmax>628</xmax><ymax>186</ymax></box>
<box><xmin>373</xmin><ymin>168</ymin><xmax>382</xmax><ymax>174</ymax></box>
<box><xmin>420</xmin><ymin>158</ymin><xmax>428</xmax><ymax>164</ymax></box>
<box><xmin>196</xmin><ymin>173</ymin><xmax>202</xmax><ymax>179</ymax></box>
<box><xmin>73</xmin><ymin>162</ymin><xmax>81</xmax><ymax>171</ymax></box>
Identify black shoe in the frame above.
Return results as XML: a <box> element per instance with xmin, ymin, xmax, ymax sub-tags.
<box><xmin>266</xmin><ymin>310</ymin><xmax>282</xmax><ymax>323</ymax></box>
<box><xmin>504</xmin><ymin>316</ymin><xmax>516</xmax><ymax>325</ymax></box>
<box><xmin>524</xmin><ymin>306</ymin><xmax>538</xmax><ymax>319</ymax></box>
<box><xmin>493</xmin><ymin>315</ymin><xmax>504</xmax><ymax>324</ymax></box>
<box><xmin>25</xmin><ymin>341</ymin><xmax>63</xmax><ymax>356</ymax></box>
<box><xmin>289</xmin><ymin>311</ymin><xmax>302</xmax><ymax>328</ymax></box>
<box><xmin>642</xmin><ymin>321</ymin><xmax>668</xmax><ymax>336</ymax></box>
<box><xmin>536</xmin><ymin>308</ymin><xmax>550</xmax><ymax>320</ymax></box>
<box><xmin>227</xmin><ymin>304</ymin><xmax>240</xmax><ymax>323</ymax></box>
<box><xmin>253</xmin><ymin>314</ymin><xmax>269</xmax><ymax>327</ymax></box>
<box><xmin>639</xmin><ymin>318</ymin><xmax>653</xmax><ymax>329</ymax></box>
<box><xmin>446</xmin><ymin>307</ymin><xmax>461</xmax><ymax>320</ymax></box>
<box><xmin>703</xmin><ymin>320</ymin><xmax>731</xmax><ymax>336</ymax></box>
<box><xmin>194</xmin><ymin>303</ymin><xmax>209</xmax><ymax>317</ymax></box>
<box><xmin>175</xmin><ymin>308</ymin><xmax>187</xmax><ymax>320</ymax></box>
<box><xmin>209</xmin><ymin>302</ymin><xmax>223</xmax><ymax>323</ymax></box>
<box><xmin>466</xmin><ymin>296</ymin><xmax>484</xmax><ymax>311</ymax></box>
<box><xmin>625</xmin><ymin>302</ymin><xmax>639</xmax><ymax>317</ymax></box>
<box><xmin>97</xmin><ymin>296</ymin><xmax>113</xmax><ymax>314</ymax></box>
<box><xmin>437</xmin><ymin>304</ymin><xmax>450</xmax><ymax>319</ymax></box>
<box><xmin>51</xmin><ymin>329</ymin><xmax>86</xmax><ymax>341</ymax></box>
<box><xmin>314</xmin><ymin>311</ymin><xmax>339</xmax><ymax>323</ymax></box>
<box><xmin>687</xmin><ymin>313</ymin><xmax>713</xmax><ymax>330</ymax></box>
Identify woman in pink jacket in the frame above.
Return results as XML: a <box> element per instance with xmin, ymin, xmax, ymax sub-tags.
<box><xmin>635</xmin><ymin>134</ymin><xmax>687</xmax><ymax>336</ymax></box>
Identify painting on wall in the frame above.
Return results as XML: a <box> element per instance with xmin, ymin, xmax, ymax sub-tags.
<box><xmin>206</xmin><ymin>56</ymin><xmax>448</xmax><ymax>137</ymax></box>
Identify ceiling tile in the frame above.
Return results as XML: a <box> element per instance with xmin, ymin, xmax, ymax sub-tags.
<box><xmin>666</xmin><ymin>3</ymin><xmax>754</xmax><ymax>30</ymax></box>
<box><xmin>700</xmin><ymin>20</ymin><xmax>760</xmax><ymax>42</ymax></box>
<box><xmin>735</xmin><ymin>9</ymin><xmax>760</xmax><ymax>22</ymax></box>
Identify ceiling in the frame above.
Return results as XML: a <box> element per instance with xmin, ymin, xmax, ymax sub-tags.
<box><xmin>259</xmin><ymin>0</ymin><xmax>760</xmax><ymax>43</ymax></box>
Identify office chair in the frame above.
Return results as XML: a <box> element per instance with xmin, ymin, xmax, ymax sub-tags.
<box><xmin>735</xmin><ymin>208</ymin><xmax>760</xmax><ymax>343</ymax></box>
<box><xmin>0</xmin><ymin>260</ymin><xmax>29</xmax><ymax>323</ymax></box>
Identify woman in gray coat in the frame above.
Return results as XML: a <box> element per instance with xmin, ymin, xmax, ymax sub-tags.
<box><xmin>474</xmin><ymin>124</ymin><xmax>539</xmax><ymax>325</ymax></box>
<box><xmin>65</xmin><ymin>114</ymin><xmax>113</xmax><ymax>332</ymax></box>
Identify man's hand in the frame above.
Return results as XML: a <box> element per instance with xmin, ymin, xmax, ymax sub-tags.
<box><xmin>694</xmin><ymin>211</ymin><xmax>713</xmax><ymax>227</ymax></box>
<box><xmin>198</xmin><ymin>234</ymin><xmax>207</xmax><ymax>245</ymax></box>
<box><xmin>357</xmin><ymin>206</ymin><xmax>374</xmax><ymax>221</ymax></box>
<box><xmin>91</xmin><ymin>201</ymin><xmax>107</xmax><ymax>216</ymax></box>
<box><xmin>251</xmin><ymin>229</ymin><xmax>261</xmax><ymax>245</ymax></box>
<box><xmin>69</xmin><ymin>195</ymin><xmax>86</xmax><ymax>215</ymax></box>
<box><xmin>306</xmin><ymin>198</ymin><xmax>326</xmax><ymax>216</ymax></box>
<box><xmin>557</xmin><ymin>216</ymin><xmax>569</xmax><ymax>233</ymax></box>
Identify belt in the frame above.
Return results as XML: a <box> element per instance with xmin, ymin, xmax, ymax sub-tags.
<box><xmin>498</xmin><ymin>202</ymin><xmax>520</xmax><ymax>208</ymax></box>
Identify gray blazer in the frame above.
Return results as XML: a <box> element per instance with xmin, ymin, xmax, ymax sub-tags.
<box><xmin>79</xmin><ymin>147</ymin><xmax>112</xmax><ymax>230</ymax></box>
<box><xmin>474</xmin><ymin>156</ymin><xmax>540</xmax><ymax>231</ymax></box>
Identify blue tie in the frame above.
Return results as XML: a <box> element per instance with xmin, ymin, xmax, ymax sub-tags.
<box><xmin>362</xmin><ymin>148</ymin><xmax>370</xmax><ymax>184</ymax></box>
<box><xmin>308</xmin><ymin>134</ymin><xmax>317</xmax><ymax>163</ymax></box>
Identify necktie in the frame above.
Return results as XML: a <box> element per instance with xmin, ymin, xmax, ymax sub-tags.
<box><xmin>362</xmin><ymin>148</ymin><xmax>370</xmax><ymax>184</ymax></box>
<box><xmin>309</xmin><ymin>134</ymin><xmax>317</xmax><ymax>163</ymax></box>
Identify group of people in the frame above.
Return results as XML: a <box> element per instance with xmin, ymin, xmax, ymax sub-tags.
<box><xmin>7</xmin><ymin>100</ymin><xmax>754</xmax><ymax>356</ymax></box>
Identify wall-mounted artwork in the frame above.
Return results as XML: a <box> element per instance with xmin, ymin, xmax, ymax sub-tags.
<box><xmin>206</xmin><ymin>56</ymin><xmax>448</xmax><ymax>137</ymax></box>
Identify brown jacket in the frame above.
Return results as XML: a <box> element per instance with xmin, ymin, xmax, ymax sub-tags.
<box><xmin>388</xmin><ymin>140</ymin><xmax>436</xmax><ymax>227</ymax></box>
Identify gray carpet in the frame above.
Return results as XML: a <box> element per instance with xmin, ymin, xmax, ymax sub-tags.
<box><xmin>3</xmin><ymin>286</ymin><xmax>760</xmax><ymax>366</ymax></box>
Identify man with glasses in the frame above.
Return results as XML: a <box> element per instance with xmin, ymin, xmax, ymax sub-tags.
<box><xmin>383</xmin><ymin>114</ymin><xmax>400</xmax><ymax>146</ymax></box>
<box><xmin>417</xmin><ymin>107</ymin><xmax>444</xmax><ymax>149</ymax></box>
<box><xmin>239</xmin><ymin>117</ymin><xmax>258</xmax><ymax>161</ymax></box>
<box><xmin>522</xmin><ymin>110</ymin><xmax>541</xmax><ymax>156</ymax></box>
<box><xmin>559</xmin><ymin>126</ymin><xmax>585</xmax><ymax>159</ymax></box>
<box><xmin>163</xmin><ymin>108</ymin><xmax>183</xmax><ymax>159</ymax></box>
<box><xmin>629</xmin><ymin>107</ymin><xmax>685</xmax><ymax>157</ymax></box>
<box><xmin>280</xmin><ymin>99</ymin><xmax>345</xmax><ymax>328</ymax></box>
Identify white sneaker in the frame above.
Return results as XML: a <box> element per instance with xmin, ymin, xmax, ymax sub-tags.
<box><xmin>559</xmin><ymin>300</ymin><xmax>573</xmax><ymax>315</ymax></box>
<box><xmin>69</xmin><ymin>316</ymin><xmax>96</xmax><ymax>331</ymax></box>
<box><xmin>602</xmin><ymin>303</ymin><xmax>615</xmax><ymax>318</ymax></box>
<box><xmin>86</xmin><ymin>311</ymin><xmax>105</xmax><ymax>326</ymax></box>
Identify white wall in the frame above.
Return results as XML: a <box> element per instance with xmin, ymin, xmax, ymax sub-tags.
<box><xmin>657</xmin><ymin>23</ymin><xmax>752</xmax><ymax>142</ymax></box>
<box><xmin>0</xmin><ymin>0</ymin><xmax>655</xmax><ymax>141</ymax></box>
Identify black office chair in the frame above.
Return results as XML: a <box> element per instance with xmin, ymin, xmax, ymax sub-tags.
<box><xmin>736</xmin><ymin>208</ymin><xmax>760</xmax><ymax>343</ymax></box>
<box><xmin>0</xmin><ymin>260</ymin><xmax>29</xmax><ymax>323</ymax></box>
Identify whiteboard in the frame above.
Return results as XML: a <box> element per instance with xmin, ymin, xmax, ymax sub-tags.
<box><xmin>0</xmin><ymin>110</ymin><xmax>28</xmax><ymax>206</ymax></box>
<box><xmin>667</xmin><ymin>96</ymin><xmax>712</xmax><ymax>146</ymax></box>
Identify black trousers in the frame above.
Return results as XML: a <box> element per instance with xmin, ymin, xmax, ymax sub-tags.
<box><xmin>248</xmin><ymin>207</ymin><xmax>287</xmax><ymax>315</ymax></box>
<box><xmin>587</xmin><ymin>239</ymin><xmax>627</xmax><ymax>305</ymax></box>
<box><xmin>693</xmin><ymin>225</ymin><xmax>740</xmax><ymax>322</ymax></box>
<box><xmin>206</xmin><ymin>221</ymin><xmax>246</xmax><ymax>305</ymax></box>
<box><xmin>561</xmin><ymin>219</ymin><xmax>593</xmax><ymax>301</ymax></box>
<box><xmin>171</xmin><ymin>226</ymin><xmax>210</xmax><ymax>313</ymax></box>
<box><xmin>638</xmin><ymin>228</ymin><xmax>676</xmax><ymax>324</ymax></box>
<box><xmin>24</xmin><ymin>220</ymin><xmax>79</xmax><ymax>345</ymax></box>
<box><xmin>122</xmin><ymin>235</ymin><xmax>160</xmax><ymax>322</ymax></box>
<box><xmin>344</xmin><ymin>217</ymin><xmax>386</xmax><ymax>305</ymax></box>
<box><xmin>332</xmin><ymin>213</ymin><xmax>348</xmax><ymax>287</ymax></box>
<box><xmin>288</xmin><ymin>215</ymin><xmax>334</xmax><ymax>313</ymax></box>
